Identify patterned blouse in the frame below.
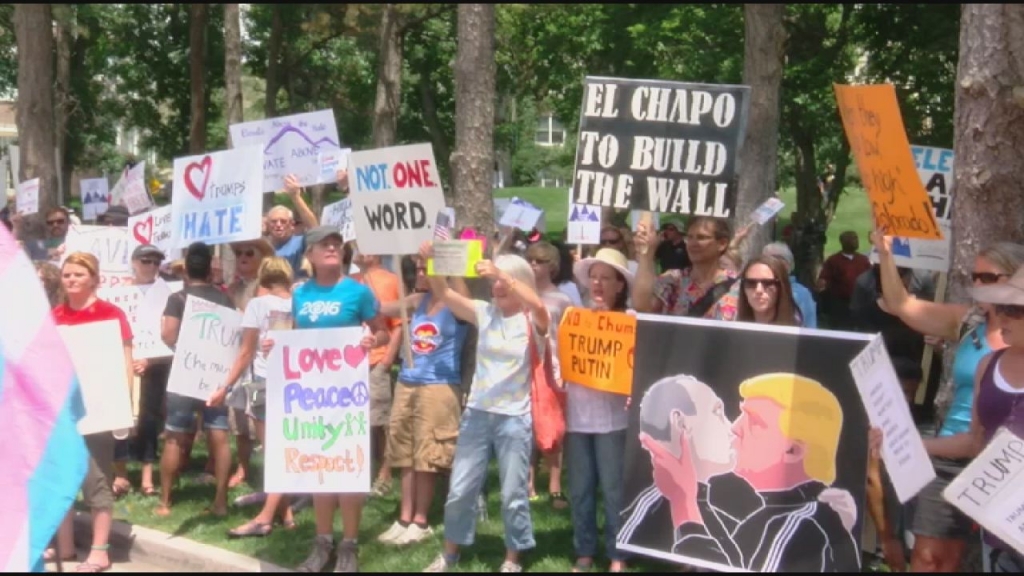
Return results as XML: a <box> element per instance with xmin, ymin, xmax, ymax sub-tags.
<box><xmin>652</xmin><ymin>266</ymin><xmax>739</xmax><ymax>321</ymax></box>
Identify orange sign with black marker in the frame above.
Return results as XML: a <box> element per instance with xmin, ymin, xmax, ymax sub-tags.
<box><xmin>834</xmin><ymin>83</ymin><xmax>943</xmax><ymax>241</ymax></box>
<box><xmin>557</xmin><ymin>307</ymin><xmax>636</xmax><ymax>396</ymax></box>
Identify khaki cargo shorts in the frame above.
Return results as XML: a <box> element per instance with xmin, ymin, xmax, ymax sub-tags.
<box><xmin>387</xmin><ymin>381</ymin><xmax>462</xmax><ymax>472</ymax></box>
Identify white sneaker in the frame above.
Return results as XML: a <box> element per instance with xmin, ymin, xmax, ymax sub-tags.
<box><xmin>377</xmin><ymin>521</ymin><xmax>408</xmax><ymax>544</ymax></box>
<box><xmin>423</xmin><ymin>553</ymin><xmax>455</xmax><ymax>572</ymax></box>
<box><xmin>394</xmin><ymin>523</ymin><xmax>434</xmax><ymax>545</ymax></box>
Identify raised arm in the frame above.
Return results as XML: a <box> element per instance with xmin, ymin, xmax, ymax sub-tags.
<box><xmin>419</xmin><ymin>241</ymin><xmax>478</xmax><ymax>325</ymax></box>
<box><xmin>631</xmin><ymin>222</ymin><xmax>662</xmax><ymax>313</ymax></box>
<box><xmin>871</xmin><ymin>229</ymin><xmax>966</xmax><ymax>341</ymax></box>
<box><xmin>284</xmin><ymin>174</ymin><xmax>319</xmax><ymax>230</ymax></box>
<box><xmin>476</xmin><ymin>259</ymin><xmax>551</xmax><ymax>335</ymax></box>
<box><xmin>380</xmin><ymin>292</ymin><xmax>426</xmax><ymax>318</ymax></box>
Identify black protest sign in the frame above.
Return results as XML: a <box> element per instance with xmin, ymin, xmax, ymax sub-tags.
<box><xmin>570</xmin><ymin>77</ymin><xmax>750</xmax><ymax>217</ymax></box>
<box><xmin>618</xmin><ymin>315</ymin><xmax>870</xmax><ymax>572</ymax></box>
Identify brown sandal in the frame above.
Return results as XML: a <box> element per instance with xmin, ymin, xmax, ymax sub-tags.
<box><xmin>227</xmin><ymin>521</ymin><xmax>273</xmax><ymax>538</ymax></box>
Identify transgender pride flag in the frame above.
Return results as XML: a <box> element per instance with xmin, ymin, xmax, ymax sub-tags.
<box><xmin>0</xmin><ymin>226</ymin><xmax>89</xmax><ymax>572</ymax></box>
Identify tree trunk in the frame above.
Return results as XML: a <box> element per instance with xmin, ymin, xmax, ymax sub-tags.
<box><xmin>13</xmin><ymin>3</ymin><xmax>58</xmax><ymax>239</ymax></box>
<box><xmin>948</xmin><ymin>4</ymin><xmax>1024</xmax><ymax>304</ymax></box>
<box><xmin>736</xmin><ymin>4</ymin><xmax>786</xmax><ymax>262</ymax></box>
<box><xmin>452</xmin><ymin>4</ymin><xmax>496</xmax><ymax>238</ymax></box>
<box><xmin>224</xmin><ymin>4</ymin><xmax>244</xmax><ymax>133</ymax></box>
<box><xmin>188</xmin><ymin>3</ymin><xmax>208</xmax><ymax>154</ymax></box>
<box><xmin>265</xmin><ymin>4</ymin><xmax>283</xmax><ymax>118</ymax></box>
<box><xmin>419</xmin><ymin>73</ymin><xmax>453</xmax><ymax>194</ymax></box>
<box><xmin>372</xmin><ymin>4</ymin><xmax>403</xmax><ymax>148</ymax></box>
<box><xmin>53</xmin><ymin>4</ymin><xmax>73</xmax><ymax>207</ymax></box>
<box><xmin>790</xmin><ymin>120</ymin><xmax>825</xmax><ymax>288</ymax></box>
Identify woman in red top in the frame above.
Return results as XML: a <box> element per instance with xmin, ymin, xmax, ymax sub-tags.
<box><xmin>49</xmin><ymin>252</ymin><xmax>134</xmax><ymax>573</ymax></box>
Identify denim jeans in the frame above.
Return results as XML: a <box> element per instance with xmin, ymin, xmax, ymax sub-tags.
<box><xmin>443</xmin><ymin>408</ymin><xmax>535</xmax><ymax>551</ymax></box>
<box><xmin>566</xmin><ymin>429</ymin><xmax>628</xmax><ymax>561</ymax></box>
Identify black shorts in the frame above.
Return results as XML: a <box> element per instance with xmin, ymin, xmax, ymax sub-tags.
<box><xmin>908</xmin><ymin>457</ymin><xmax>975</xmax><ymax>540</ymax></box>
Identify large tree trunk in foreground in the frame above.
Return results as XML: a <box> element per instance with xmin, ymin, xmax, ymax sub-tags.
<box><xmin>736</xmin><ymin>4</ymin><xmax>786</xmax><ymax>261</ymax></box>
<box><xmin>451</xmin><ymin>4</ymin><xmax>496</xmax><ymax>240</ymax></box>
<box><xmin>223</xmin><ymin>3</ymin><xmax>244</xmax><ymax>280</ymax></box>
<box><xmin>13</xmin><ymin>3</ymin><xmax>58</xmax><ymax>239</ymax></box>
<box><xmin>188</xmin><ymin>3</ymin><xmax>209</xmax><ymax>154</ymax></box>
<box><xmin>54</xmin><ymin>4</ymin><xmax>73</xmax><ymax>207</ymax></box>
<box><xmin>948</xmin><ymin>4</ymin><xmax>1024</xmax><ymax>304</ymax></box>
<box><xmin>372</xmin><ymin>4</ymin><xmax>403</xmax><ymax>148</ymax></box>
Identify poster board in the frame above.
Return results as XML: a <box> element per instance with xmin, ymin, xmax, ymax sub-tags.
<box><xmin>264</xmin><ymin>327</ymin><xmax>371</xmax><ymax>493</ymax></box>
<box><xmin>58</xmin><ymin>320</ymin><xmax>133</xmax><ymax>435</ymax></box>
<box><xmin>619</xmin><ymin>315</ymin><xmax>870</xmax><ymax>572</ymax></box>
<box><xmin>570</xmin><ymin>76</ymin><xmax>750</xmax><ymax>216</ymax></box>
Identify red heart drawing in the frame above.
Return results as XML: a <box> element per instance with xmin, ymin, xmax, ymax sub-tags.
<box><xmin>133</xmin><ymin>217</ymin><xmax>154</xmax><ymax>244</ymax></box>
<box><xmin>343</xmin><ymin>344</ymin><xmax>367</xmax><ymax>368</ymax></box>
<box><xmin>184</xmin><ymin>156</ymin><xmax>213</xmax><ymax>201</ymax></box>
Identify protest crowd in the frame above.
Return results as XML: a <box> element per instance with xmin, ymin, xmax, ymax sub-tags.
<box><xmin>3</xmin><ymin>77</ymin><xmax>1024</xmax><ymax>576</ymax></box>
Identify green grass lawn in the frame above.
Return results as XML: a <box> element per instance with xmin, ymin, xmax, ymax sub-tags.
<box><xmin>493</xmin><ymin>185</ymin><xmax>876</xmax><ymax>258</ymax></box>
<box><xmin>102</xmin><ymin>440</ymin><xmax>669</xmax><ymax>572</ymax></box>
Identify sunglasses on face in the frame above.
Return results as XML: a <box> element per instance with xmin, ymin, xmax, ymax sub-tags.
<box><xmin>234</xmin><ymin>249</ymin><xmax>256</xmax><ymax>258</ymax></box>
<box><xmin>47</xmin><ymin>219</ymin><xmax>67</xmax><ymax>226</ymax></box>
<box><xmin>995</xmin><ymin>304</ymin><xmax>1024</xmax><ymax>319</ymax></box>
<box><xmin>741</xmin><ymin>278</ymin><xmax>781</xmax><ymax>291</ymax></box>
<box><xmin>600</xmin><ymin>237</ymin><xmax>623</xmax><ymax>246</ymax></box>
<box><xmin>972</xmin><ymin>272</ymin><xmax>1009</xmax><ymax>285</ymax></box>
<box><xmin>138</xmin><ymin>258</ymin><xmax>159</xmax><ymax>266</ymax></box>
<box><xmin>529</xmin><ymin>258</ymin><xmax>549</xmax><ymax>266</ymax></box>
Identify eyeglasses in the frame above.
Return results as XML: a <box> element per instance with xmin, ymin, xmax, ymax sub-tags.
<box><xmin>600</xmin><ymin>237</ymin><xmax>623</xmax><ymax>246</ymax></box>
<box><xmin>234</xmin><ymin>249</ymin><xmax>256</xmax><ymax>258</ymax></box>
<box><xmin>46</xmin><ymin>219</ymin><xmax>67</xmax><ymax>226</ymax></box>
<box><xmin>972</xmin><ymin>272</ymin><xmax>1009</xmax><ymax>285</ymax></box>
<box><xmin>995</xmin><ymin>304</ymin><xmax>1024</xmax><ymax>319</ymax></box>
<box><xmin>138</xmin><ymin>258</ymin><xmax>159</xmax><ymax>266</ymax></box>
<box><xmin>741</xmin><ymin>278</ymin><xmax>781</xmax><ymax>291</ymax></box>
<box><xmin>268</xmin><ymin>218</ymin><xmax>290</xmax><ymax>225</ymax></box>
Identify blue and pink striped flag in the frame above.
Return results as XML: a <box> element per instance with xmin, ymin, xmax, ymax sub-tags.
<box><xmin>0</xmin><ymin>226</ymin><xmax>90</xmax><ymax>572</ymax></box>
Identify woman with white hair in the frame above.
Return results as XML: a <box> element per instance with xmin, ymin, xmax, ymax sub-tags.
<box><xmin>762</xmin><ymin>242</ymin><xmax>817</xmax><ymax>328</ymax></box>
<box><xmin>418</xmin><ymin>241</ymin><xmax>551</xmax><ymax>574</ymax></box>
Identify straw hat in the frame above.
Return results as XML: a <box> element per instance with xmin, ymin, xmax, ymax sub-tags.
<box><xmin>574</xmin><ymin>248</ymin><xmax>635</xmax><ymax>291</ymax></box>
<box><xmin>230</xmin><ymin>237</ymin><xmax>275</xmax><ymax>259</ymax></box>
<box><xmin>972</xmin><ymin>267</ymin><xmax>1024</xmax><ymax>306</ymax></box>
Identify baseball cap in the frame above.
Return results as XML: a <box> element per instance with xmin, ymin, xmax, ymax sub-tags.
<box><xmin>305</xmin><ymin>226</ymin><xmax>344</xmax><ymax>246</ymax></box>
<box><xmin>98</xmin><ymin>205</ymin><xmax>130</xmax><ymax>224</ymax></box>
<box><xmin>131</xmin><ymin>244</ymin><xmax>165</xmax><ymax>261</ymax></box>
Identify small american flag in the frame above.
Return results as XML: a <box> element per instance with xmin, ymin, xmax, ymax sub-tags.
<box><xmin>434</xmin><ymin>210</ymin><xmax>452</xmax><ymax>241</ymax></box>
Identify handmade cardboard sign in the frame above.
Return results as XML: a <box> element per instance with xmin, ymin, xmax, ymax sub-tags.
<box><xmin>571</xmin><ymin>76</ymin><xmax>750</xmax><ymax>216</ymax></box>
<box><xmin>320</xmin><ymin>198</ymin><xmax>355</xmax><ymax>243</ymax></box>
<box><xmin>63</xmin><ymin>225</ymin><xmax>134</xmax><ymax>288</ymax></box>
<box><xmin>15</xmin><ymin>178</ymin><xmax>39</xmax><ymax>216</ymax></box>
<box><xmin>58</xmin><ymin>320</ymin><xmax>133</xmax><ymax>435</ymax></box>
<box><xmin>349</xmin><ymin>143</ymin><xmax>446</xmax><ymax>255</ymax></box>
<box><xmin>834</xmin><ymin>84</ymin><xmax>942</xmax><ymax>240</ymax></box>
<box><xmin>166</xmin><ymin>296</ymin><xmax>244</xmax><ymax>401</ymax></box>
<box><xmin>171</xmin><ymin>146</ymin><xmax>264</xmax><ymax>248</ymax></box>
<box><xmin>849</xmin><ymin>335</ymin><xmax>935</xmax><ymax>502</ymax></box>
<box><xmin>944</xmin><ymin>428</ymin><xmax>1024</xmax><ymax>556</ymax></box>
<box><xmin>557</xmin><ymin>307</ymin><xmax>635</xmax><ymax>395</ymax></box>
<box><xmin>128</xmin><ymin>205</ymin><xmax>174</xmax><ymax>256</ymax></box>
<box><xmin>264</xmin><ymin>327</ymin><xmax>371</xmax><ymax>493</ymax></box>
<box><xmin>230</xmin><ymin>109</ymin><xmax>344</xmax><ymax>192</ymax></box>
<box><xmin>81</xmin><ymin>177</ymin><xmax>110</xmax><ymax>221</ymax></box>
<box><xmin>619</xmin><ymin>314</ymin><xmax>871</xmax><ymax>572</ymax></box>
<box><xmin>427</xmin><ymin>240</ymin><xmax>483</xmax><ymax>277</ymax></box>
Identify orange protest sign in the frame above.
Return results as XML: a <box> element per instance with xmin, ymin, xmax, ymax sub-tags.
<box><xmin>833</xmin><ymin>84</ymin><xmax>943</xmax><ymax>240</ymax></box>
<box><xmin>557</xmin><ymin>307</ymin><xmax>635</xmax><ymax>396</ymax></box>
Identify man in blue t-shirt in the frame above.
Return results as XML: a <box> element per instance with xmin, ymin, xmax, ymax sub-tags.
<box><xmin>266</xmin><ymin>174</ymin><xmax>322</xmax><ymax>278</ymax></box>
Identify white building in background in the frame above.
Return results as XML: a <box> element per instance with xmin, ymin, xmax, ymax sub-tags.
<box><xmin>534</xmin><ymin>113</ymin><xmax>568</xmax><ymax>188</ymax></box>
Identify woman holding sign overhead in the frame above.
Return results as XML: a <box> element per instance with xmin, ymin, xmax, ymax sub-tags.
<box><xmin>565</xmin><ymin>247</ymin><xmax>635</xmax><ymax>573</ymax></box>
<box><xmin>632</xmin><ymin>216</ymin><xmax>739</xmax><ymax>321</ymax></box>
<box><xmin>49</xmin><ymin>252</ymin><xmax>134</xmax><ymax>573</ymax></box>
<box><xmin>267</xmin><ymin>226</ymin><xmax>391</xmax><ymax>574</ymax></box>
<box><xmin>418</xmin><ymin>241</ymin><xmax>550</xmax><ymax>574</ymax></box>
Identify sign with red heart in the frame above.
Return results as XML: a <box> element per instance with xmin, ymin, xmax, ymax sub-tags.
<box><xmin>171</xmin><ymin>146</ymin><xmax>264</xmax><ymax>249</ymax></box>
<box><xmin>128</xmin><ymin>205</ymin><xmax>174</xmax><ymax>256</ymax></box>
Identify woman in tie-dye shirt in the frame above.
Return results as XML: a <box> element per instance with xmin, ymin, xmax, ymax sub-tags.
<box><xmin>631</xmin><ymin>216</ymin><xmax>739</xmax><ymax>321</ymax></box>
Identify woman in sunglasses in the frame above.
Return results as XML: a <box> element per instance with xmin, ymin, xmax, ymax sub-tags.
<box><xmin>736</xmin><ymin>255</ymin><xmax>800</xmax><ymax>326</ymax></box>
<box><xmin>871</xmin><ymin>230</ymin><xmax>1024</xmax><ymax>572</ymax></box>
